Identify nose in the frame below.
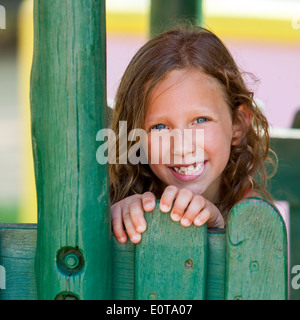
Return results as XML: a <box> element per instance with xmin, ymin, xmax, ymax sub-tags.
<box><xmin>171</xmin><ymin>128</ymin><xmax>204</xmax><ymax>164</ymax></box>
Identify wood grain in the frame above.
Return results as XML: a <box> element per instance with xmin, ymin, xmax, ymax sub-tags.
<box><xmin>134</xmin><ymin>202</ymin><xmax>207</xmax><ymax>300</ymax></box>
<box><xmin>0</xmin><ymin>224</ymin><xmax>37</xmax><ymax>300</ymax></box>
<box><xmin>30</xmin><ymin>0</ymin><xmax>111</xmax><ymax>300</ymax></box>
<box><xmin>225</xmin><ymin>198</ymin><xmax>287</xmax><ymax>300</ymax></box>
<box><xmin>270</xmin><ymin>135</ymin><xmax>300</xmax><ymax>300</ymax></box>
<box><xmin>0</xmin><ymin>200</ymin><xmax>287</xmax><ymax>299</ymax></box>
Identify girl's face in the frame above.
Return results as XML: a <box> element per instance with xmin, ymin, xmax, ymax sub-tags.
<box><xmin>144</xmin><ymin>69</ymin><xmax>241</xmax><ymax>203</ymax></box>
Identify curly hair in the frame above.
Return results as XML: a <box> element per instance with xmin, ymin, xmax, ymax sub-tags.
<box><xmin>109</xmin><ymin>25</ymin><xmax>277</xmax><ymax>219</ymax></box>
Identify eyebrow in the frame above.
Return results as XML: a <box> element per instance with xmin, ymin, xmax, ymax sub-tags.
<box><xmin>144</xmin><ymin>117</ymin><xmax>165</xmax><ymax>125</ymax></box>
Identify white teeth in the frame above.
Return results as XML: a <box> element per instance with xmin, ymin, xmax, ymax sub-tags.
<box><xmin>173</xmin><ymin>162</ymin><xmax>204</xmax><ymax>175</ymax></box>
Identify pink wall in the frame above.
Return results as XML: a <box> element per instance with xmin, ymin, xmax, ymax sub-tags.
<box><xmin>107</xmin><ymin>34</ymin><xmax>300</xmax><ymax>128</ymax></box>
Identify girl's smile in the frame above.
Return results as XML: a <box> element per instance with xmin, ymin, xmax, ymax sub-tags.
<box><xmin>144</xmin><ymin>68</ymin><xmax>241</xmax><ymax>203</ymax></box>
<box><xmin>168</xmin><ymin>160</ymin><xmax>207</xmax><ymax>181</ymax></box>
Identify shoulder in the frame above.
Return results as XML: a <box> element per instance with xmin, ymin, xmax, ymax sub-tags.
<box><xmin>243</xmin><ymin>190</ymin><xmax>262</xmax><ymax>199</ymax></box>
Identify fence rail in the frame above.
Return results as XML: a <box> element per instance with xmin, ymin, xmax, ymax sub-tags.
<box><xmin>0</xmin><ymin>198</ymin><xmax>287</xmax><ymax>300</ymax></box>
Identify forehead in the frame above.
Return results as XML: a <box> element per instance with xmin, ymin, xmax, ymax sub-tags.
<box><xmin>145</xmin><ymin>68</ymin><xmax>230</xmax><ymax>120</ymax></box>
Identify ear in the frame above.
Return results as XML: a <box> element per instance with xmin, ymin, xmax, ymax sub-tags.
<box><xmin>231</xmin><ymin>105</ymin><xmax>251</xmax><ymax>146</ymax></box>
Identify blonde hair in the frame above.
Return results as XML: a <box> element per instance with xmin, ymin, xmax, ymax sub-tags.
<box><xmin>109</xmin><ymin>26</ymin><xmax>277</xmax><ymax>218</ymax></box>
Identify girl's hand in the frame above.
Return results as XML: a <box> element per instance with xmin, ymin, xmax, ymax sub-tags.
<box><xmin>111</xmin><ymin>186</ymin><xmax>224</xmax><ymax>244</ymax></box>
<box><xmin>159</xmin><ymin>185</ymin><xmax>225</xmax><ymax>229</ymax></box>
<box><xmin>111</xmin><ymin>192</ymin><xmax>156</xmax><ymax>244</ymax></box>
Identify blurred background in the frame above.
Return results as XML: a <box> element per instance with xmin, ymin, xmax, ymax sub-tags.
<box><xmin>0</xmin><ymin>0</ymin><xmax>299</xmax><ymax>223</ymax></box>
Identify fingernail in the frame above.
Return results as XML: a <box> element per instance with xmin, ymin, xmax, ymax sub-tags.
<box><xmin>171</xmin><ymin>213</ymin><xmax>181</xmax><ymax>221</ymax></box>
<box><xmin>160</xmin><ymin>204</ymin><xmax>170</xmax><ymax>212</ymax></box>
<box><xmin>194</xmin><ymin>218</ymin><xmax>202</xmax><ymax>226</ymax></box>
<box><xmin>131</xmin><ymin>234</ymin><xmax>141</xmax><ymax>242</ymax></box>
<box><xmin>136</xmin><ymin>225</ymin><xmax>145</xmax><ymax>233</ymax></box>
<box><xmin>144</xmin><ymin>203</ymin><xmax>153</xmax><ymax>211</ymax></box>
<box><xmin>119</xmin><ymin>237</ymin><xmax>126</xmax><ymax>243</ymax></box>
<box><xmin>181</xmin><ymin>219</ymin><xmax>190</xmax><ymax>227</ymax></box>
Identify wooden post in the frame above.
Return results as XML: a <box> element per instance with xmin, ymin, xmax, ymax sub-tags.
<box><xmin>225</xmin><ymin>198</ymin><xmax>287</xmax><ymax>300</ymax></box>
<box><xmin>269</xmin><ymin>128</ymin><xmax>300</xmax><ymax>300</ymax></box>
<box><xmin>150</xmin><ymin>0</ymin><xmax>203</xmax><ymax>38</ymax></box>
<box><xmin>30</xmin><ymin>0</ymin><xmax>111</xmax><ymax>299</ymax></box>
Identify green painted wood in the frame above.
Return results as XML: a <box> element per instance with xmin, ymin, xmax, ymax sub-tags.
<box><xmin>30</xmin><ymin>0</ymin><xmax>111</xmax><ymax>300</ymax></box>
<box><xmin>0</xmin><ymin>223</ymin><xmax>207</xmax><ymax>300</ymax></box>
<box><xmin>134</xmin><ymin>202</ymin><xmax>207</xmax><ymax>300</ymax></box>
<box><xmin>289</xmin><ymin>204</ymin><xmax>300</xmax><ymax>300</ymax></box>
<box><xmin>0</xmin><ymin>224</ymin><xmax>37</xmax><ymax>300</ymax></box>
<box><xmin>0</xmin><ymin>199</ymin><xmax>288</xmax><ymax>300</ymax></box>
<box><xmin>112</xmin><ymin>236</ymin><xmax>135</xmax><ymax>300</ymax></box>
<box><xmin>112</xmin><ymin>230</ymin><xmax>226</xmax><ymax>300</ymax></box>
<box><xmin>225</xmin><ymin>198</ymin><xmax>288</xmax><ymax>300</ymax></box>
<box><xmin>270</xmin><ymin>133</ymin><xmax>300</xmax><ymax>299</ymax></box>
<box><xmin>270</xmin><ymin>135</ymin><xmax>300</xmax><ymax>205</ymax></box>
<box><xmin>150</xmin><ymin>0</ymin><xmax>203</xmax><ymax>38</ymax></box>
<box><xmin>206</xmin><ymin>230</ymin><xmax>226</xmax><ymax>300</ymax></box>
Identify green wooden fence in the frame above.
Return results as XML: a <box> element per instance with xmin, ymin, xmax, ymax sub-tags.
<box><xmin>0</xmin><ymin>197</ymin><xmax>288</xmax><ymax>300</ymax></box>
<box><xmin>0</xmin><ymin>0</ymin><xmax>292</xmax><ymax>300</ymax></box>
<box><xmin>269</xmin><ymin>128</ymin><xmax>300</xmax><ymax>300</ymax></box>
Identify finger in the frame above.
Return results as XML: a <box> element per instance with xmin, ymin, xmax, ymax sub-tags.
<box><xmin>207</xmin><ymin>211</ymin><xmax>225</xmax><ymax>229</ymax></box>
<box><xmin>171</xmin><ymin>188</ymin><xmax>193</xmax><ymax>222</ymax></box>
<box><xmin>142</xmin><ymin>192</ymin><xmax>156</xmax><ymax>212</ymax></box>
<box><xmin>123</xmin><ymin>208</ymin><xmax>142</xmax><ymax>243</ymax></box>
<box><xmin>159</xmin><ymin>185</ymin><xmax>178</xmax><ymax>212</ymax></box>
<box><xmin>129</xmin><ymin>199</ymin><xmax>147</xmax><ymax>233</ymax></box>
<box><xmin>193</xmin><ymin>207</ymin><xmax>211</xmax><ymax>227</ymax></box>
<box><xmin>181</xmin><ymin>195</ymin><xmax>205</xmax><ymax>227</ymax></box>
<box><xmin>111</xmin><ymin>204</ymin><xmax>127</xmax><ymax>243</ymax></box>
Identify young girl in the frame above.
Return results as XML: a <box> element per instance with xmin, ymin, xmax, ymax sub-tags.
<box><xmin>109</xmin><ymin>26</ymin><xmax>277</xmax><ymax>244</ymax></box>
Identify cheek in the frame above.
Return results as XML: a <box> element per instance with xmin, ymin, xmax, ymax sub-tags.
<box><xmin>146</xmin><ymin>133</ymin><xmax>171</xmax><ymax>165</ymax></box>
<box><xmin>204</xmin><ymin>126</ymin><xmax>232</xmax><ymax>159</ymax></box>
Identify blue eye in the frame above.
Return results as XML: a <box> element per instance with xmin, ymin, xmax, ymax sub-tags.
<box><xmin>152</xmin><ymin>124</ymin><xmax>168</xmax><ymax>130</ymax></box>
<box><xmin>194</xmin><ymin>117</ymin><xmax>208</xmax><ymax>124</ymax></box>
